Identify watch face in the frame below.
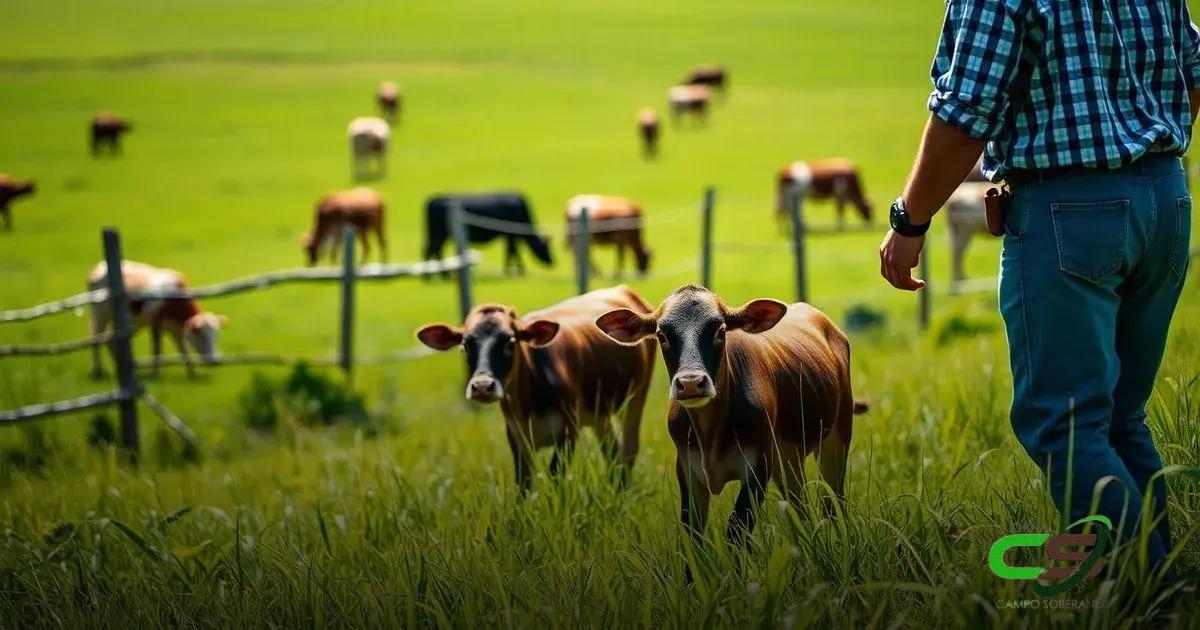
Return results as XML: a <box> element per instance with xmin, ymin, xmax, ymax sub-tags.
<box><xmin>889</xmin><ymin>201</ymin><xmax>905</xmax><ymax>229</ymax></box>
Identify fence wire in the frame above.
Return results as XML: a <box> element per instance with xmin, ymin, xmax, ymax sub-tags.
<box><xmin>0</xmin><ymin>389</ymin><xmax>130</xmax><ymax>425</ymax></box>
<box><xmin>0</xmin><ymin>331</ymin><xmax>113</xmax><ymax>358</ymax></box>
<box><xmin>458</xmin><ymin>203</ymin><xmax>697</xmax><ymax>238</ymax></box>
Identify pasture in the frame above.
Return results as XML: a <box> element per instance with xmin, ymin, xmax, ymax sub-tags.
<box><xmin>1</xmin><ymin>0</ymin><xmax>1199</xmax><ymax>627</ymax></box>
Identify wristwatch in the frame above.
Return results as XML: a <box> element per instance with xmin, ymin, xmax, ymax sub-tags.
<box><xmin>889</xmin><ymin>197</ymin><xmax>931</xmax><ymax>237</ymax></box>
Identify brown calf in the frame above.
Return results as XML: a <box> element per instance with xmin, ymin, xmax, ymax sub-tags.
<box><xmin>668</xmin><ymin>85</ymin><xmax>710</xmax><ymax>125</ymax></box>
<box><xmin>91</xmin><ymin>113</ymin><xmax>132</xmax><ymax>157</ymax></box>
<box><xmin>0</xmin><ymin>173</ymin><xmax>36</xmax><ymax>231</ymax></box>
<box><xmin>302</xmin><ymin>188</ymin><xmax>388</xmax><ymax>266</ymax></box>
<box><xmin>596</xmin><ymin>284</ymin><xmax>864</xmax><ymax>545</ymax></box>
<box><xmin>684</xmin><ymin>64</ymin><xmax>727</xmax><ymax>94</ymax></box>
<box><xmin>377</xmin><ymin>81</ymin><xmax>401</xmax><ymax>122</ymax></box>
<box><xmin>87</xmin><ymin>261</ymin><xmax>228</xmax><ymax>377</ymax></box>
<box><xmin>776</xmin><ymin>158</ymin><xmax>872</xmax><ymax>228</ymax></box>
<box><xmin>417</xmin><ymin>286</ymin><xmax>656</xmax><ymax>489</ymax></box>
<box><xmin>565</xmin><ymin>195</ymin><xmax>652</xmax><ymax>276</ymax></box>
<box><xmin>637</xmin><ymin>107</ymin><xmax>660</xmax><ymax>158</ymax></box>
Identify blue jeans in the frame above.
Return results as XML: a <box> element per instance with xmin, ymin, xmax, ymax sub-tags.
<box><xmin>999</xmin><ymin>154</ymin><xmax>1190</xmax><ymax>567</ymax></box>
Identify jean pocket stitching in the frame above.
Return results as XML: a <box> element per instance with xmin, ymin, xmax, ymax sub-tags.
<box><xmin>1171</xmin><ymin>196</ymin><xmax>1191</xmax><ymax>279</ymax></box>
<box><xmin>1050</xmin><ymin>199</ymin><xmax>1129</xmax><ymax>283</ymax></box>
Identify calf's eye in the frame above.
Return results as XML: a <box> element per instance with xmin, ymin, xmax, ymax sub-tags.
<box><xmin>655</xmin><ymin>331</ymin><xmax>670</xmax><ymax>348</ymax></box>
<box><xmin>504</xmin><ymin>338</ymin><xmax>516</xmax><ymax>355</ymax></box>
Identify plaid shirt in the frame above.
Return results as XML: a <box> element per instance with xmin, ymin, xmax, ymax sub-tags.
<box><xmin>929</xmin><ymin>0</ymin><xmax>1200</xmax><ymax>180</ymax></box>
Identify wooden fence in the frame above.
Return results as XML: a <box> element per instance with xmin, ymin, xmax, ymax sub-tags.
<box><xmin>0</xmin><ymin>220</ymin><xmax>480</xmax><ymax>462</ymax></box>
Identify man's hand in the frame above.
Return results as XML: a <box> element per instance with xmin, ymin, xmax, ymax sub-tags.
<box><xmin>879</xmin><ymin>229</ymin><xmax>926</xmax><ymax>291</ymax></box>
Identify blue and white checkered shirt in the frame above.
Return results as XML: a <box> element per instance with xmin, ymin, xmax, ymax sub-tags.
<box><xmin>929</xmin><ymin>0</ymin><xmax>1200</xmax><ymax>180</ymax></box>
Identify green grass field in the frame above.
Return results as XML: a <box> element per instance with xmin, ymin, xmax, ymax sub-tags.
<box><xmin>2</xmin><ymin>1</ymin><xmax>1200</xmax><ymax>627</ymax></box>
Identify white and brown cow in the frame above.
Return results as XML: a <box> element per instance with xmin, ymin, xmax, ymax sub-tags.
<box><xmin>302</xmin><ymin>187</ymin><xmax>388</xmax><ymax>266</ymax></box>
<box><xmin>596</xmin><ymin>284</ymin><xmax>866</xmax><ymax>548</ymax></box>
<box><xmin>637</xmin><ymin>107</ymin><xmax>660</xmax><ymax>158</ymax></box>
<box><xmin>776</xmin><ymin>158</ymin><xmax>872</xmax><ymax>229</ymax></box>
<box><xmin>0</xmin><ymin>173</ymin><xmax>36</xmax><ymax>231</ymax></box>
<box><xmin>91</xmin><ymin>113</ymin><xmax>132</xmax><ymax>157</ymax></box>
<box><xmin>417</xmin><ymin>286</ymin><xmax>656</xmax><ymax>489</ymax></box>
<box><xmin>348</xmin><ymin>117</ymin><xmax>390</xmax><ymax>180</ymax></box>
<box><xmin>87</xmin><ymin>261</ymin><xmax>228</xmax><ymax>377</ymax></box>
<box><xmin>684</xmin><ymin>64</ymin><xmax>727</xmax><ymax>95</ymax></box>
<box><xmin>565</xmin><ymin>195</ymin><xmax>652</xmax><ymax>277</ymax></box>
<box><xmin>944</xmin><ymin>182</ymin><xmax>996</xmax><ymax>286</ymax></box>
<box><xmin>376</xmin><ymin>81</ymin><xmax>401</xmax><ymax>122</ymax></box>
<box><xmin>667</xmin><ymin>85</ymin><xmax>711</xmax><ymax>125</ymax></box>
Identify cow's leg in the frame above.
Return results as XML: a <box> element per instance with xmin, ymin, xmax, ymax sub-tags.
<box><xmin>950</xmin><ymin>224</ymin><xmax>972</xmax><ymax>286</ymax></box>
<box><xmin>503</xmin><ymin>237</ymin><xmax>518</xmax><ymax>276</ymax></box>
<box><xmin>773</xmin><ymin>443</ymin><xmax>808</xmax><ymax>512</ymax></box>
<box><xmin>171</xmin><ymin>330</ymin><xmax>195</xmax><ymax>378</ymax></box>
<box><xmin>357</xmin><ymin>228</ymin><xmax>370</xmax><ymax>264</ymax></box>
<box><xmin>149</xmin><ymin>321</ymin><xmax>163</xmax><ymax>378</ymax></box>
<box><xmin>0</xmin><ymin>206</ymin><xmax>10</xmax><ymax>231</ymax></box>
<box><xmin>727</xmin><ymin>460</ymin><xmax>769</xmax><ymax>546</ymax></box>
<box><xmin>617</xmin><ymin>387</ymin><xmax>648</xmax><ymax>487</ymax></box>
<box><xmin>548</xmin><ymin>430</ymin><xmax>577</xmax><ymax>478</ymax></box>
<box><xmin>817</xmin><ymin>426</ymin><xmax>851</xmax><ymax>519</ymax></box>
<box><xmin>614</xmin><ymin>243</ymin><xmax>627</xmax><ymax>279</ymax></box>
<box><xmin>676</xmin><ymin>454</ymin><xmax>711</xmax><ymax>581</ymax></box>
<box><xmin>376</xmin><ymin>226</ymin><xmax>388</xmax><ymax>264</ymax></box>
<box><xmin>506</xmin><ymin>424</ymin><xmax>535</xmax><ymax>493</ymax></box>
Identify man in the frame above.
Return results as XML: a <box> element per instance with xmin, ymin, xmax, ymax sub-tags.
<box><xmin>880</xmin><ymin>1</ymin><xmax>1200</xmax><ymax>570</ymax></box>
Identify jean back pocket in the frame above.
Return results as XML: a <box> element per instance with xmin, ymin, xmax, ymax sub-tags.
<box><xmin>1171</xmin><ymin>196</ymin><xmax>1192</xmax><ymax>279</ymax></box>
<box><xmin>1050</xmin><ymin>199</ymin><xmax>1129</xmax><ymax>282</ymax></box>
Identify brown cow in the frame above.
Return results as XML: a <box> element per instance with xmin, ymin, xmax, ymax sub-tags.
<box><xmin>417</xmin><ymin>286</ymin><xmax>656</xmax><ymax>489</ymax></box>
<box><xmin>776</xmin><ymin>158</ymin><xmax>872</xmax><ymax>229</ymax></box>
<box><xmin>302</xmin><ymin>187</ymin><xmax>388</xmax><ymax>266</ymax></box>
<box><xmin>91</xmin><ymin>113</ymin><xmax>132</xmax><ymax>157</ymax></box>
<box><xmin>684</xmin><ymin>64</ymin><xmax>727</xmax><ymax>94</ymax></box>
<box><xmin>668</xmin><ymin>85</ymin><xmax>710</xmax><ymax>125</ymax></box>
<box><xmin>596</xmin><ymin>284</ymin><xmax>865</xmax><ymax>546</ymax></box>
<box><xmin>0</xmin><ymin>173</ymin><xmax>36</xmax><ymax>231</ymax></box>
<box><xmin>87</xmin><ymin>261</ymin><xmax>228</xmax><ymax>378</ymax></box>
<box><xmin>564</xmin><ymin>195</ymin><xmax>652</xmax><ymax>276</ymax></box>
<box><xmin>377</xmin><ymin>81</ymin><xmax>401</xmax><ymax>122</ymax></box>
<box><xmin>637</xmin><ymin>107</ymin><xmax>660</xmax><ymax>158</ymax></box>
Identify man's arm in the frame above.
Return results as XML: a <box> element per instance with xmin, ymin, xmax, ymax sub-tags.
<box><xmin>901</xmin><ymin>116</ymin><xmax>986</xmax><ymax>224</ymax></box>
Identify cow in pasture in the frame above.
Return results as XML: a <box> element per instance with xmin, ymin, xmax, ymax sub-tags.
<box><xmin>87</xmin><ymin>261</ymin><xmax>228</xmax><ymax>378</ymax></box>
<box><xmin>684</xmin><ymin>64</ymin><xmax>727</xmax><ymax>94</ymax></box>
<box><xmin>0</xmin><ymin>173</ymin><xmax>36</xmax><ymax>231</ymax></box>
<box><xmin>423</xmin><ymin>192</ymin><xmax>553</xmax><ymax>276</ymax></box>
<box><xmin>564</xmin><ymin>195</ymin><xmax>652</xmax><ymax>277</ymax></box>
<box><xmin>91</xmin><ymin>113</ymin><xmax>132</xmax><ymax>157</ymax></box>
<box><xmin>302</xmin><ymin>187</ymin><xmax>388</xmax><ymax>266</ymax></box>
<box><xmin>944</xmin><ymin>182</ymin><xmax>995</xmax><ymax>286</ymax></box>
<box><xmin>595</xmin><ymin>284</ymin><xmax>866</xmax><ymax>546</ymax></box>
<box><xmin>637</xmin><ymin>107</ymin><xmax>660</xmax><ymax>157</ymax></box>
<box><xmin>417</xmin><ymin>285</ymin><xmax>657</xmax><ymax>489</ymax></box>
<box><xmin>668</xmin><ymin>85</ymin><xmax>710</xmax><ymax>125</ymax></box>
<box><xmin>776</xmin><ymin>158</ymin><xmax>873</xmax><ymax>229</ymax></box>
<box><xmin>348</xmin><ymin>117</ymin><xmax>390</xmax><ymax>180</ymax></box>
<box><xmin>377</xmin><ymin>81</ymin><xmax>401</xmax><ymax>122</ymax></box>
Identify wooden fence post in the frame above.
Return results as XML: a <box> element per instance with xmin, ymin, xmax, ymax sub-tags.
<box><xmin>788</xmin><ymin>188</ymin><xmax>807</xmax><ymax>303</ymax></box>
<box><xmin>101</xmin><ymin>228</ymin><xmax>140</xmax><ymax>463</ymax></box>
<box><xmin>700</xmin><ymin>186</ymin><xmax>715</xmax><ymax>288</ymax></box>
<box><xmin>575</xmin><ymin>207</ymin><xmax>590</xmax><ymax>295</ymax></box>
<box><xmin>339</xmin><ymin>225</ymin><xmax>356</xmax><ymax>383</ymax></box>
<box><xmin>449</xmin><ymin>201</ymin><xmax>473</xmax><ymax>321</ymax></box>
<box><xmin>919</xmin><ymin>247</ymin><xmax>931</xmax><ymax>331</ymax></box>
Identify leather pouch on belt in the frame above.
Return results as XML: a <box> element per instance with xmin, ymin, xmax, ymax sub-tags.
<box><xmin>984</xmin><ymin>187</ymin><xmax>1012</xmax><ymax>237</ymax></box>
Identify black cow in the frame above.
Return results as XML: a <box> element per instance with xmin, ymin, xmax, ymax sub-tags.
<box><xmin>423</xmin><ymin>192</ymin><xmax>554</xmax><ymax>276</ymax></box>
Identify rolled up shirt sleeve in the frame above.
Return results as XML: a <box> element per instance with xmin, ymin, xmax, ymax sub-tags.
<box><xmin>928</xmin><ymin>0</ymin><xmax>1026</xmax><ymax>140</ymax></box>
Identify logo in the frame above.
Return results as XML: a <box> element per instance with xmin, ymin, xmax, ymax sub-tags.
<box><xmin>988</xmin><ymin>515</ymin><xmax>1112</xmax><ymax>597</ymax></box>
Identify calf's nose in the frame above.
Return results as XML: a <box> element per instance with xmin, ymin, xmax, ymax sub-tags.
<box><xmin>672</xmin><ymin>371</ymin><xmax>712</xmax><ymax>400</ymax></box>
<box><xmin>466</xmin><ymin>376</ymin><xmax>501</xmax><ymax>402</ymax></box>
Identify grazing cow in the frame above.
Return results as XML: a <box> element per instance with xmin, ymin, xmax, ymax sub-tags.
<box><xmin>684</xmin><ymin>64</ymin><xmax>727</xmax><ymax>94</ymax></box>
<box><xmin>564</xmin><ymin>195</ymin><xmax>652</xmax><ymax>276</ymax></box>
<box><xmin>417</xmin><ymin>286</ymin><xmax>656</xmax><ymax>489</ymax></box>
<box><xmin>776</xmin><ymin>158</ymin><xmax>873</xmax><ymax>228</ymax></box>
<box><xmin>302</xmin><ymin>187</ymin><xmax>388</xmax><ymax>266</ymax></box>
<box><xmin>91</xmin><ymin>113</ymin><xmax>132</xmax><ymax>156</ymax></box>
<box><xmin>637</xmin><ymin>107</ymin><xmax>660</xmax><ymax>158</ymax></box>
<box><xmin>0</xmin><ymin>173</ymin><xmax>36</xmax><ymax>231</ymax></box>
<box><xmin>595</xmin><ymin>284</ymin><xmax>865</xmax><ymax>545</ymax></box>
<box><xmin>945</xmin><ymin>182</ymin><xmax>995</xmax><ymax>286</ymax></box>
<box><xmin>377</xmin><ymin>81</ymin><xmax>401</xmax><ymax>122</ymax></box>
<box><xmin>668</xmin><ymin>85</ymin><xmax>711</xmax><ymax>125</ymax></box>
<box><xmin>87</xmin><ymin>261</ymin><xmax>228</xmax><ymax>378</ymax></box>
<box><xmin>348</xmin><ymin>117</ymin><xmax>389</xmax><ymax>180</ymax></box>
<box><xmin>423</xmin><ymin>192</ymin><xmax>553</xmax><ymax>276</ymax></box>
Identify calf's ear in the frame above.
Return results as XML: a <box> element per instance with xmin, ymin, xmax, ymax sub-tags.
<box><xmin>416</xmin><ymin>324</ymin><xmax>463</xmax><ymax>351</ymax></box>
<box><xmin>595</xmin><ymin>308</ymin><xmax>655</xmax><ymax>344</ymax></box>
<box><xmin>517</xmin><ymin>320</ymin><xmax>559</xmax><ymax>347</ymax></box>
<box><xmin>728</xmin><ymin>299</ymin><xmax>788</xmax><ymax>334</ymax></box>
